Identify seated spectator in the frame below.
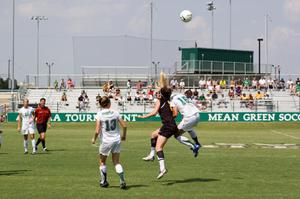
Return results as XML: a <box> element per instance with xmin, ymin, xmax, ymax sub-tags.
<box><xmin>179</xmin><ymin>79</ymin><xmax>185</xmax><ymax>92</ymax></box>
<box><xmin>228</xmin><ymin>87</ymin><xmax>235</xmax><ymax>99</ymax></box>
<box><xmin>235</xmin><ymin>86</ymin><xmax>242</xmax><ymax>97</ymax></box>
<box><xmin>115</xmin><ymin>88</ymin><xmax>121</xmax><ymax>100</ymax></box>
<box><xmin>252</xmin><ymin>78</ymin><xmax>258</xmax><ymax>90</ymax></box>
<box><xmin>243</xmin><ymin>78</ymin><xmax>251</xmax><ymax>90</ymax></box>
<box><xmin>211</xmin><ymin>91</ymin><xmax>218</xmax><ymax>100</ymax></box>
<box><xmin>255</xmin><ymin>91</ymin><xmax>264</xmax><ymax>100</ymax></box>
<box><xmin>96</xmin><ymin>94</ymin><xmax>101</xmax><ymax>107</ymax></box>
<box><xmin>61</xmin><ymin>92</ymin><xmax>68</xmax><ymax>106</ymax></box>
<box><xmin>78</xmin><ymin>94</ymin><xmax>84</xmax><ymax>112</ymax></box>
<box><xmin>54</xmin><ymin>80</ymin><xmax>59</xmax><ymax>91</ymax></box>
<box><xmin>136</xmin><ymin>80</ymin><xmax>143</xmax><ymax>92</ymax></box>
<box><xmin>215</xmin><ymin>83</ymin><xmax>221</xmax><ymax>93</ymax></box>
<box><xmin>197</xmin><ymin>94</ymin><xmax>207</xmax><ymax>110</ymax></box>
<box><xmin>230</xmin><ymin>79</ymin><xmax>235</xmax><ymax>88</ymax></box>
<box><xmin>267</xmin><ymin>78</ymin><xmax>274</xmax><ymax>90</ymax></box>
<box><xmin>193</xmin><ymin>89</ymin><xmax>199</xmax><ymax>99</ymax></box>
<box><xmin>279</xmin><ymin>78</ymin><xmax>285</xmax><ymax>90</ymax></box>
<box><xmin>296</xmin><ymin>83</ymin><xmax>300</xmax><ymax>96</ymax></box>
<box><xmin>170</xmin><ymin>78</ymin><xmax>178</xmax><ymax>90</ymax></box>
<box><xmin>142</xmin><ymin>92</ymin><xmax>149</xmax><ymax>101</ymax></box>
<box><xmin>247</xmin><ymin>94</ymin><xmax>254</xmax><ymax>109</ymax></box>
<box><xmin>287</xmin><ymin>79</ymin><xmax>293</xmax><ymax>89</ymax></box>
<box><xmin>290</xmin><ymin>83</ymin><xmax>296</xmax><ymax>95</ymax></box>
<box><xmin>199</xmin><ymin>79</ymin><xmax>206</xmax><ymax>89</ymax></box>
<box><xmin>59</xmin><ymin>78</ymin><xmax>66</xmax><ymax>91</ymax></box>
<box><xmin>126</xmin><ymin>92</ymin><xmax>132</xmax><ymax>102</ymax></box>
<box><xmin>219</xmin><ymin>79</ymin><xmax>226</xmax><ymax>89</ymax></box>
<box><xmin>127</xmin><ymin>80</ymin><xmax>132</xmax><ymax>91</ymax></box>
<box><xmin>67</xmin><ymin>78</ymin><xmax>74</xmax><ymax>90</ymax></box>
<box><xmin>240</xmin><ymin>93</ymin><xmax>248</xmax><ymax>108</ymax></box>
<box><xmin>84</xmin><ymin>95</ymin><xmax>90</xmax><ymax>110</ymax></box>
<box><xmin>134</xmin><ymin>92</ymin><xmax>141</xmax><ymax>102</ymax></box>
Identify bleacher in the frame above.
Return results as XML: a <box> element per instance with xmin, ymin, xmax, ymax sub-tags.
<box><xmin>22</xmin><ymin>88</ymin><xmax>300</xmax><ymax>113</ymax></box>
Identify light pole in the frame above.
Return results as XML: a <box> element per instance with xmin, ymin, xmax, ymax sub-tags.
<box><xmin>45</xmin><ymin>62</ymin><xmax>54</xmax><ymax>87</ymax></box>
<box><xmin>12</xmin><ymin>0</ymin><xmax>15</xmax><ymax>92</ymax></box>
<box><xmin>265</xmin><ymin>14</ymin><xmax>271</xmax><ymax>67</ymax></box>
<box><xmin>31</xmin><ymin>16</ymin><xmax>48</xmax><ymax>87</ymax></box>
<box><xmin>257</xmin><ymin>38</ymin><xmax>263</xmax><ymax>74</ymax></box>
<box><xmin>229</xmin><ymin>0</ymin><xmax>232</xmax><ymax>49</ymax></box>
<box><xmin>207</xmin><ymin>1</ymin><xmax>216</xmax><ymax>48</ymax></box>
<box><xmin>152</xmin><ymin>61</ymin><xmax>160</xmax><ymax>81</ymax></box>
<box><xmin>8</xmin><ymin>59</ymin><xmax>11</xmax><ymax>89</ymax></box>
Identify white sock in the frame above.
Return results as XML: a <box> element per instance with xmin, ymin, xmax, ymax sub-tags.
<box><xmin>158</xmin><ymin>158</ymin><xmax>165</xmax><ymax>172</ymax></box>
<box><xmin>24</xmin><ymin>140</ymin><xmax>28</xmax><ymax>151</ymax></box>
<box><xmin>31</xmin><ymin>139</ymin><xmax>36</xmax><ymax>152</ymax></box>
<box><xmin>188</xmin><ymin>130</ymin><xmax>197</xmax><ymax>139</ymax></box>
<box><xmin>176</xmin><ymin>135</ymin><xmax>194</xmax><ymax>149</ymax></box>
<box><xmin>99</xmin><ymin>165</ymin><xmax>107</xmax><ymax>183</ymax></box>
<box><xmin>115</xmin><ymin>164</ymin><xmax>125</xmax><ymax>183</ymax></box>
<box><xmin>150</xmin><ymin>147</ymin><xmax>155</xmax><ymax>157</ymax></box>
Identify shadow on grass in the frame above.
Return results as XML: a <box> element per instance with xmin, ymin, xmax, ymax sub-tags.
<box><xmin>0</xmin><ymin>169</ymin><xmax>31</xmax><ymax>176</ymax></box>
<box><xmin>0</xmin><ymin>152</ymin><xmax>8</xmax><ymax>155</ymax></box>
<box><xmin>47</xmin><ymin>149</ymin><xmax>66</xmax><ymax>152</ymax></box>
<box><xmin>162</xmin><ymin>178</ymin><xmax>220</xmax><ymax>186</ymax></box>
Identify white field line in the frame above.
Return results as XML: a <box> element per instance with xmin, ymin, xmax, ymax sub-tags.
<box><xmin>271</xmin><ymin>130</ymin><xmax>300</xmax><ymax>140</ymax></box>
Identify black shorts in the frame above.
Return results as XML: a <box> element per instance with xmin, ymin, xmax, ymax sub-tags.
<box><xmin>159</xmin><ymin>124</ymin><xmax>179</xmax><ymax>139</ymax></box>
<box><xmin>36</xmin><ymin>123</ymin><xmax>47</xmax><ymax>134</ymax></box>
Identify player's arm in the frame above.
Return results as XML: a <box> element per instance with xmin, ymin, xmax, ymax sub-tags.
<box><xmin>17</xmin><ymin>113</ymin><xmax>22</xmax><ymax>132</ymax></box>
<box><xmin>118</xmin><ymin>118</ymin><xmax>127</xmax><ymax>141</ymax></box>
<box><xmin>92</xmin><ymin>120</ymin><xmax>101</xmax><ymax>144</ymax></box>
<box><xmin>138</xmin><ymin>100</ymin><xmax>160</xmax><ymax>119</ymax></box>
<box><xmin>172</xmin><ymin>106</ymin><xmax>178</xmax><ymax>118</ymax></box>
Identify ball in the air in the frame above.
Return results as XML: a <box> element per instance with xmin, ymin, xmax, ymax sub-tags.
<box><xmin>180</xmin><ymin>10</ymin><xmax>192</xmax><ymax>22</ymax></box>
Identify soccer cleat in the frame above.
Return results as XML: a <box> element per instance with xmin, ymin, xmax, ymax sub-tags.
<box><xmin>24</xmin><ymin>150</ymin><xmax>28</xmax><ymax>154</ymax></box>
<box><xmin>120</xmin><ymin>182</ymin><xmax>127</xmax><ymax>190</ymax></box>
<box><xmin>157</xmin><ymin>169</ymin><xmax>168</xmax><ymax>179</ymax></box>
<box><xmin>35</xmin><ymin>146</ymin><xmax>38</xmax><ymax>151</ymax></box>
<box><xmin>31</xmin><ymin>151</ymin><xmax>36</xmax><ymax>155</ymax></box>
<box><xmin>100</xmin><ymin>181</ymin><xmax>109</xmax><ymax>188</ymax></box>
<box><xmin>43</xmin><ymin>148</ymin><xmax>49</xmax><ymax>152</ymax></box>
<box><xmin>142</xmin><ymin>155</ymin><xmax>155</xmax><ymax>161</ymax></box>
<box><xmin>192</xmin><ymin>144</ymin><xmax>201</xmax><ymax>157</ymax></box>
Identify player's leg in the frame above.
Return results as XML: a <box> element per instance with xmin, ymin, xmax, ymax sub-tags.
<box><xmin>112</xmin><ymin>152</ymin><xmax>126</xmax><ymax>189</ymax></box>
<box><xmin>40</xmin><ymin>132</ymin><xmax>47</xmax><ymax>151</ymax></box>
<box><xmin>98</xmin><ymin>142</ymin><xmax>111</xmax><ymax>187</ymax></box>
<box><xmin>156</xmin><ymin>135</ymin><xmax>168</xmax><ymax>179</ymax></box>
<box><xmin>143</xmin><ymin>128</ymin><xmax>159</xmax><ymax>161</ymax></box>
<box><xmin>23</xmin><ymin>133</ymin><xmax>29</xmax><ymax>154</ymax></box>
<box><xmin>29</xmin><ymin>129</ymin><xmax>36</xmax><ymax>154</ymax></box>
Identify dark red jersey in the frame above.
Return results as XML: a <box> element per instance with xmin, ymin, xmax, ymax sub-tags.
<box><xmin>35</xmin><ymin>106</ymin><xmax>51</xmax><ymax>124</ymax></box>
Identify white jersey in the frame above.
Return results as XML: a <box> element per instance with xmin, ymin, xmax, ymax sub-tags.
<box><xmin>96</xmin><ymin>109</ymin><xmax>121</xmax><ymax>143</ymax></box>
<box><xmin>18</xmin><ymin>107</ymin><xmax>35</xmax><ymax>129</ymax></box>
<box><xmin>171</xmin><ymin>94</ymin><xmax>199</xmax><ymax>118</ymax></box>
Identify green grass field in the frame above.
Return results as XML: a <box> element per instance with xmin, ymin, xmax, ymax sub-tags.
<box><xmin>0</xmin><ymin>122</ymin><xmax>300</xmax><ymax>199</ymax></box>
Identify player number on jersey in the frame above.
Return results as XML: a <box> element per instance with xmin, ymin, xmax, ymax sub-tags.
<box><xmin>105</xmin><ymin>119</ymin><xmax>117</xmax><ymax>131</ymax></box>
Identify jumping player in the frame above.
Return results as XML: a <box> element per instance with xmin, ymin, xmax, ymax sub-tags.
<box><xmin>34</xmin><ymin>98</ymin><xmax>51</xmax><ymax>152</ymax></box>
<box><xmin>92</xmin><ymin>96</ymin><xmax>127</xmax><ymax>189</ymax></box>
<box><xmin>142</xmin><ymin>90</ymin><xmax>201</xmax><ymax>161</ymax></box>
<box><xmin>17</xmin><ymin>99</ymin><xmax>36</xmax><ymax>154</ymax></box>
<box><xmin>138</xmin><ymin>72</ymin><xmax>196</xmax><ymax>179</ymax></box>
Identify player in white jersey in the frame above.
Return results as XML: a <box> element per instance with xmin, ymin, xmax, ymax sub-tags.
<box><xmin>17</xmin><ymin>99</ymin><xmax>36</xmax><ymax>154</ymax></box>
<box><xmin>142</xmin><ymin>90</ymin><xmax>201</xmax><ymax>161</ymax></box>
<box><xmin>92</xmin><ymin>96</ymin><xmax>127</xmax><ymax>189</ymax></box>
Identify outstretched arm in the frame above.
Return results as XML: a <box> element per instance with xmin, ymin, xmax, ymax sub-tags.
<box><xmin>92</xmin><ymin>120</ymin><xmax>101</xmax><ymax>144</ymax></box>
<box><xmin>118</xmin><ymin>118</ymin><xmax>127</xmax><ymax>141</ymax></box>
<box><xmin>138</xmin><ymin>100</ymin><xmax>160</xmax><ymax>119</ymax></box>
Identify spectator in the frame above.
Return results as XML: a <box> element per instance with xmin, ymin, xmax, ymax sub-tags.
<box><xmin>193</xmin><ymin>89</ymin><xmax>199</xmax><ymax>99</ymax></box>
<box><xmin>235</xmin><ymin>86</ymin><xmax>242</xmax><ymax>97</ymax></box>
<box><xmin>219</xmin><ymin>79</ymin><xmax>227</xmax><ymax>89</ymax></box>
<box><xmin>267</xmin><ymin>78</ymin><xmax>274</xmax><ymax>90</ymax></box>
<box><xmin>96</xmin><ymin>94</ymin><xmax>101</xmax><ymax>107</ymax></box>
<box><xmin>296</xmin><ymin>83</ymin><xmax>300</xmax><ymax>96</ymax></box>
<box><xmin>228</xmin><ymin>87</ymin><xmax>235</xmax><ymax>100</ymax></box>
<box><xmin>108</xmin><ymin>81</ymin><xmax>115</xmax><ymax>91</ymax></box>
<box><xmin>230</xmin><ymin>79</ymin><xmax>235</xmax><ymax>88</ymax></box>
<box><xmin>61</xmin><ymin>92</ymin><xmax>68</xmax><ymax>106</ymax></box>
<box><xmin>198</xmin><ymin>94</ymin><xmax>207</xmax><ymax>110</ymax></box>
<box><xmin>127</xmin><ymin>80</ymin><xmax>132</xmax><ymax>91</ymax></box>
<box><xmin>296</xmin><ymin>78</ymin><xmax>300</xmax><ymax>85</ymax></box>
<box><xmin>78</xmin><ymin>94</ymin><xmax>84</xmax><ymax>112</ymax></box>
<box><xmin>170</xmin><ymin>78</ymin><xmax>178</xmax><ymax>90</ymax></box>
<box><xmin>179</xmin><ymin>79</ymin><xmax>185</xmax><ymax>92</ymax></box>
<box><xmin>215</xmin><ymin>83</ymin><xmax>221</xmax><ymax>93</ymax></box>
<box><xmin>67</xmin><ymin>78</ymin><xmax>74</xmax><ymax>90</ymax></box>
<box><xmin>279</xmin><ymin>78</ymin><xmax>285</xmax><ymax>90</ymax></box>
<box><xmin>126</xmin><ymin>92</ymin><xmax>132</xmax><ymax>102</ymax></box>
<box><xmin>243</xmin><ymin>78</ymin><xmax>251</xmax><ymax>90</ymax></box>
<box><xmin>54</xmin><ymin>80</ymin><xmax>59</xmax><ymax>91</ymax></box>
<box><xmin>240</xmin><ymin>93</ymin><xmax>248</xmax><ymax>108</ymax></box>
<box><xmin>248</xmin><ymin>94</ymin><xmax>254</xmax><ymax>109</ymax></box>
<box><xmin>211</xmin><ymin>91</ymin><xmax>218</xmax><ymax>100</ymax></box>
<box><xmin>134</xmin><ymin>92</ymin><xmax>141</xmax><ymax>102</ymax></box>
<box><xmin>199</xmin><ymin>79</ymin><xmax>206</xmax><ymax>90</ymax></box>
<box><xmin>217</xmin><ymin>94</ymin><xmax>228</xmax><ymax>108</ymax></box>
<box><xmin>115</xmin><ymin>88</ymin><xmax>121</xmax><ymax>100</ymax></box>
<box><xmin>59</xmin><ymin>78</ymin><xmax>66</xmax><ymax>91</ymax></box>
<box><xmin>287</xmin><ymin>79</ymin><xmax>293</xmax><ymax>89</ymax></box>
<box><xmin>252</xmin><ymin>78</ymin><xmax>258</xmax><ymax>90</ymax></box>
<box><xmin>136</xmin><ymin>80</ymin><xmax>143</xmax><ymax>92</ymax></box>
<box><xmin>255</xmin><ymin>91</ymin><xmax>264</xmax><ymax>100</ymax></box>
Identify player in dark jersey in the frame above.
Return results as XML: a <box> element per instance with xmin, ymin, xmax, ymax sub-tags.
<box><xmin>138</xmin><ymin>73</ymin><xmax>196</xmax><ymax>179</ymax></box>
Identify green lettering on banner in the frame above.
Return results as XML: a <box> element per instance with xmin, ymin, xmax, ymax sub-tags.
<box><xmin>6</xmin><ymin>112</ymin><xmax>300</xmax><ymax>122</ymax></box>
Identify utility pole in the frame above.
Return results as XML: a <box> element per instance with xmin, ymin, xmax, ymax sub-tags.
<box><xmin>258</xmin><ymin>38</ymin><xmax>263</xmax><ymax>74</ymax></box>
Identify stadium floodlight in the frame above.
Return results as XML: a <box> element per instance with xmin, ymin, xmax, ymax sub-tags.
<box><xmin>207</xmin><ymin>1</ymin><xmax>216</xmax><ymax>48</ymax></box>
<box><xmin>45</xmin><ymin>62</ymin><xmax>54</xmax><ymax>87</ymax></box>
<box><xmin>31</xmin><ymin>16</ymin><xmax>48</xmax><ymax>87</ymax></box>
<box><xmin>152</xmin><ymin>61</ymin><xmax>160</xmax><ymax>80</ymax></box>
<box><xmin>257</xmin><ymin>38</ymin><xmax>263</xmax><ymax>74</ymax></box>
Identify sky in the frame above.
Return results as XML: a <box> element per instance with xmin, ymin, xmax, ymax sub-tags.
<box><xmin>0</xmin><ymin>0</ymin><xmax>299</xmax><ymax>83</ymax></box>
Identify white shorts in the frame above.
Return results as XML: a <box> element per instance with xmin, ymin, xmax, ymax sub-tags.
<box><xmin>178</xmin><ymin>114</ymin><xmax>199</xmax><ymax>132</ymax></box>
<box><xmin>99</xmin><ymin>140</ymin><xmax>121</xmax><ymax>156</ymax></box>
<box><xmin>21</xmin><ymin>127</ymin><xmax>35</xmax><ymax>135</ymax></box>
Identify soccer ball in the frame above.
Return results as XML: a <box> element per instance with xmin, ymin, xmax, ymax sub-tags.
<box><xmin>180</xmin><ymin>10</ymin><xmax>192</xmax><ymax>23</ymax></box>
